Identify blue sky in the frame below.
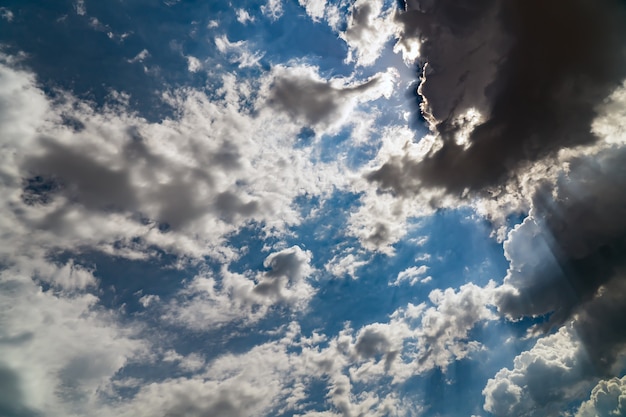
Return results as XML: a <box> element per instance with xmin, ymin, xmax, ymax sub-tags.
<box><xmin>1</xmin><ymin>1</ymin><xmax>626</xmax><ymax>416</ymax></box>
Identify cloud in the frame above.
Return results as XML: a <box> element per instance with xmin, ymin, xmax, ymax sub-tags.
<box><xmin>325</xmin><ymin>253</ymin><xmax>368</xmax><ymax>280</ymax></box>
<box><xmin>105</xmin><ymin>322</ymin><xmax>419</xmax><ymax>417</ymax></box>
<box><xmin>576</xmin><ymin>376</ymin><xmax>626</xmax><ymax>417</ymax></box>
<box><xmin>339</xmin><ymin>282</ymin><xmax>496</xmax><ymax>384</ymax></box>
<box><xmin>164</xmin><ymin>246</ymin><xmax>314</xmax><ymax>330</ymax></box>
<box><xmin>494</xmin><ymin>144</ymin><xmax>626</xmax><ymax>327</ymax></box>
<box><xmin>0</xmin><ymin>7</ymin><xmax>14</xmax><ymax>22</ymax></box>
<box><xmin>236</xmin><ymin>8</ymin><xmax>255</xmax><ymax>25</ymax></box>
<box><xmin>390</xmin><ymin>265</ymin><xmax>430</xmax><ymax>286</ymax></box>
<box><xmin>481</xmin><ymin>139</ymin><xmax>626</xmax><ymax>414</ymax></box>
<box><xmin>214</xmin><ymin>35</ymin><xmax>264</xmax><ymax>68</ymax></box>
<box><xmin>73</xmin><ymin>0</ymin><xmax>86</xmax><ymax>16</ymax></box>
<box><xmin>261</xmin><ymin>0</ymin><xmax>283</xmax><ymax>20</ymax></box>
<box><xmin>370</xmin><ymin>0</ymin><xmax>626</xmax><ymax>197</ymax></box>
<box><xmin>414</xmin><ymin>282</ymin><xmax>495</xmax><ymax>370</ymax></box>
<box><xmin>127</xmin><ymin>49</ymin><xmax>150</xmax><ymax>64</ymax></box>
<box><xmin>261</xmin><ymin>65</ymin><xmax>396</xmax><ymax>131</ymax></box>
<box><xmin>340</xmin><ymin>0</ymin><xmax>399</xmax><ymax>67</ymax></box>
<box><xmin>0</xmin><ymin>265</ymin><xmax>146</xmax><ymax>417</ymax></box>
<box><xmin>483</xmin><ymin>325</ymin><xmax>596</xmax><ymax>417</ymax></box>
<box><xmin>298</xmin><ymin>0</ymin><xmax>328</xmax><ymax>22</ymax></box>
<box><xmin>0</xmin><ymin>55</ymin><xmax>349</xmax><ymax>261</ymax></box>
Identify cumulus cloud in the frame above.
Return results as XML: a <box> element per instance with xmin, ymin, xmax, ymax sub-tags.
<box><xmin>480</xmin><ymin>140</ymin><xmax>626</xmax><ymax>414</ymax></box>
<box><xmin>164</xmin><ymin>246</ymin><xmax>314</xmax><ymax>330</ymax></box>
<box><xmin>73</xmin><ymin>0</ymin><xmax>86</xmax><ymax>16</ymax></box>
<box><xmin>576</xmin><ymin>376</ymin><xmax>626</xmax><ymax>417</ymax></box>
<box><xmin>0</xmin><ymin>53</ymin><xmax>374</xmax><ymax>416</ymax></box>
<box><xmin>0</xmin><ymin>55</ymin><xmax>350</xmax><ymax>262</ymax></box>
<box><xmin>325</xmin><ymin>252</ymin><xmax>368</xmax><ymax>279</ymax></box>
<box><xmin>102</xmin><ymin>322</ymin><xmax>420</xmax><ymax>417</ymax></box>
<box><xmin>483</xmin><ymin>325</ymin><xmax>595</xmax><ymax>417</ymax></box>
<box><xmin>340</xmin><ymin>0</ymin><xmax>399</xmax><ymax>67</ymax></box>
<box><xmin>390</xmin><ymin>265</ymin><xmax>430</xmax><ymax>286</ymax></box>
<box><xmin>335</xmin><ymin>282</ymin><xmax>496</xmax><ymax>384</ymax></box>
<box><xmin>370</xmin><ymin>0</ymin><xmax>626</xmax><ymax>197</ymax></box>
<box><xmin>0</xmin><ymin>7</ymin><xmax>14</xmax><ymax>22</ymax></box>
<box><xmin>236</xmin><ymin>8</ymin><xmax>255</xmax><ymax>25</ymax></box>
<box><xmin>298</xmin><ymin>0</ymin><xmax>328</xmax><ymax>22</ymax></box>
<box><xmin>493</xmin><ymin>144</ymin><xmax>626</xmax><ymax>331</ymax></box>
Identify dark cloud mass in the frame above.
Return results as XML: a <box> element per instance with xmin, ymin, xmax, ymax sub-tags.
<box><xmin>372</xmin><ymin>0</ymin><xmax>626</xmax><ymax>194</ymax></box>
<box><xmin>493</xmin><ymin>146</ymin><xmax>626</xmax><ymax>395</ymax></box>
<box><xmin>496</xmin><ymin>147</ymin><xmax>626</xmax><ymax>324</ymax></box>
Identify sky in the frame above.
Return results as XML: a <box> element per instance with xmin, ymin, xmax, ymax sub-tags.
<box><xmin>1</xmin><ymin>0</ymin><xmax>626</xmax><ymax>416</ymax></box>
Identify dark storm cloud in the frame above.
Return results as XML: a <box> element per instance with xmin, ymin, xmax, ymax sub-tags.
<box><xmin>495</xmin><ymin>147</ymin><xmax>626</xmax><ymax>326</ymax></box>
<box><xmin>370</xmin><ymin>0</ymin><xmax>626</xmax><ymax>195</ymax></box>
<box><xmin>495</xmin><ymin>146</ymin><xmax>626</xmax><ymax>371</ymax></box>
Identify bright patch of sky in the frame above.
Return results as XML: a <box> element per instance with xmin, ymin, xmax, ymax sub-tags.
<box><xmin>1</xmin><ymin>0</ymin><xmax>626</xmax><ymax>416</ymax></box>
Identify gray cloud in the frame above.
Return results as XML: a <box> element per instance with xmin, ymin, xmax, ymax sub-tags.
<box><xmin>24</xmin><ymin>139</ymin><xmax>138</xmax><ymax>212</ymax></box>
<box><xmin>484</xmin><ymin>147</ymin><xmax>626</xmax><ymax>414</ymax></box>
<box><xmin>0</xmin><ymin>367</ymin><xmax>41</xmax><ymax>417</ymax></box>
<box><xmin>371</xmin><ymin>0</ymin><xmax>626</xmax><ymax>195</ymax></box>
<box><xmin>253</xmin><ymin>245</ymin><xmax>313</xmax><ymax>302</ymax></box>
<box><xmin>495</xmin><ymin>146</ymin><xmax>626</xmax><ymax>330</ymax></box>
<box><xmin>165</xmin><ymin>246</ymin><xmax>314</xmax><ymax>330</ymax></box>
<box><xmin>265</xmin><ymin>68</ymin><xmax>381</xmax><ymax>127</ymax></box>
<box><xmin>354</xmin><ymin>327</ymin><xmax>392</xmax><ymax>359</ymax></box>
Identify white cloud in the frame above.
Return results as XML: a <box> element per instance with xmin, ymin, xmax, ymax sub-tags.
<box><xmin>483</xmin><ymin>324</ymin><xmax>597</xmax><ymax>417</ymax></box>
<box><xmin>0</xmin><ymin>56</ymin><xmax>347</xmax><ymax>263</ymax></box>
<box><xmin>0</xmin><ymin>266</ymin><xmax>147</xmax><ymax>417</ymax></box>
<box><xmin>236</xmin><ymin>8</ymin><xmax>255</xmax><ymax>25</ymax></box>
<box><xmin>325</xmin><ymin>253</ymin><xmax>368</xmax><ymax>279</ymax></box>
<box><xmin>104</xmin><ymin>322</ymin><xmax>420</xmax><ymax>417</ymax></box>
<box><xmin>163</xmin><ymin>246</ymin><xmax>315</xmax><ymax>330</ymax></box>
<box><xmin>186</xmin><ymin>55</ymin><xmax>202</xmax><ymax>72</ymax></box>
<box><xmin>138</xmin><ymin>294</ymin><xmax>160</xmax><ymax>308</ymax></box>
<box><xmin>0</xmin><ymin>7</ymin><xmax>14</xmax><ymax>22</ymax></box>
<box><xmin>340</xmin><ymin>0</ymin><xmax>400</xmax><ymax>67</ymax></box>
<box><xmin>214</xmin><ymin>35</ymin><xmax>264</xmax><ymax>68</ymax></box>
<box><xmin>576</xmin><ymin>376</ymin><xmax>626</xmax><ymax>417</ymax></box>
<box><xmin>127</xmin><ymin>49</ymin><xmax>150</xmax><ymax>63</ymax></box>
<box><xmin>261</xmin><ymin>0</ymin><xmax>283</xmax><ymax>20</ymax></box>
<box><xmin>390</xmin><ymin>265</ymin><xmax>430</xmax><ymax>286</ymax></box>
<box><xmin>322</xmin><ymin>283</ymin><xmax>497</xmax><ymax>385</ymax></box>
<box><xmin>298</xmin><ymin>0</ymin><xmax>327</xmax><ymax>22</ymax></box>
<box><xmin>74</xmin><ymin>0</ymin><xmax>86</xmax><ymax>16</ymax></box>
